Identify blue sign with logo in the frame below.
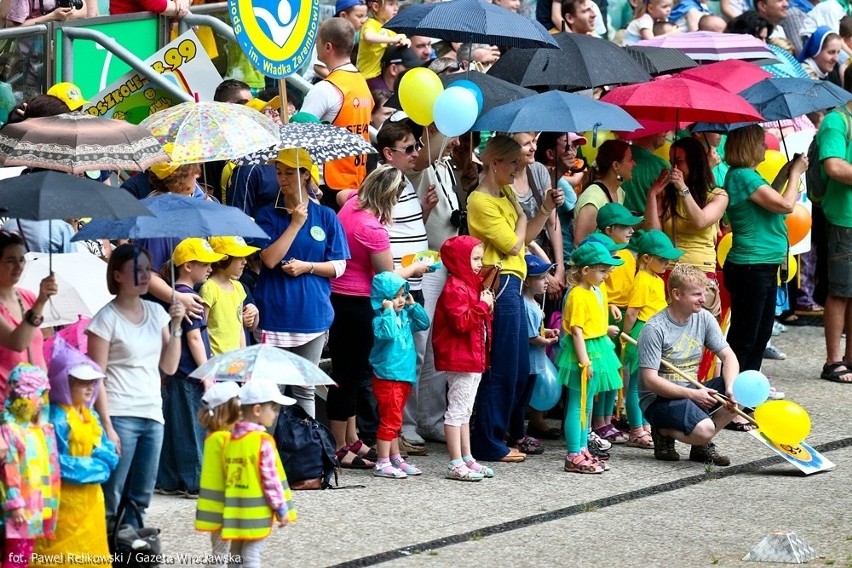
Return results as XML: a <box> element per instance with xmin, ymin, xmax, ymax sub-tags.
<box><xmin>228</xmin><ymin>0</ymin><xmax>320</xmax><ymax>78</ymax></box>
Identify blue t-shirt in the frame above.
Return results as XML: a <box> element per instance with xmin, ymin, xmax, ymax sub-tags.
<box><xmin>254</xmin><ymin>200</ymin><xmax>350</xmax><ymax>333</ymax></box>
<box><xmin>524</xmin><ymin>295</ymin><xmax>548</xmax><ymax>376</ymax></box>
<box><xmin>163</xmin><ymin>283</ymin><xmax>211</xmax><ymax>378</ymax></box>
<box><xmin>226</xmin><ymin>164</ymin><xmax>280</xmax><ymax>219</ymax></box>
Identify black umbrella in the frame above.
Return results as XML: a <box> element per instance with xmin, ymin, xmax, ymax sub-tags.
<box><xmin>386</xmin><ymin>71</ymin><xmax>536</xmax><ymax>114</ymax></box>
<box><xmin>624</xmin><ymin>46</ymin><xmax>697</xmax><ymax>76</ymax></box>
<box><xmin>383</xmin><ymin>0</ymin><xmax>558</xmax><ymax>48</ymax></box>
<box><xmin>487</xmin><ymin>32</ymin><xmax>651</xmax><ymax>91</ymax></box>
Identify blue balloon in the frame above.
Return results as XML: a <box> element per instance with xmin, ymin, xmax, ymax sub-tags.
<box><xmin>732</xmin><ymin>370</ymin><xmax>771</xmax><ymax>408</ymax></box>
<box><xmin>530</xmin><ymin>358</ymin><xmax>562</xmax><ymax>412</ymax></box>
<box><xmin>433</xmin><ymin>86</ymin><xmax>479</xmax><ymax>137</ymax></box>
<box><xmin>448</xmin><ymin>79</ymin><xmax>484</xmax><ymax>115</ymax></box>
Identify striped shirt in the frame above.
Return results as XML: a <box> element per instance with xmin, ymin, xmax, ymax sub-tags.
<box><xmin>388</xmin><ymin>179</ymin><xmax>429</xmax><ymax>291</ymax></box>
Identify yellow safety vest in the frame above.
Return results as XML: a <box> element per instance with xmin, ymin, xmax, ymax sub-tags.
<box><xmin>220</xmin><ymin>430</ymin><xmax>292</xmax><ymax>540</ymax></box>
<box><xmin>195</xmin><ymin>431</ymin><xmax>230</xmax><ymax>532</ymax></box>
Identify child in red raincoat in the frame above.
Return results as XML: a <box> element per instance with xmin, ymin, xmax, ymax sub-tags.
<box><xmin>432</xmin><ymin>236</ymin><xmax>495</xmax><ymax>482</ymax></box>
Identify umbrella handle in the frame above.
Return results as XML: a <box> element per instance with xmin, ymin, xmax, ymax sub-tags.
<box><xmin>619</xmin><ymin>333</ymin><xmax>757</xmax><ymax>426</ymax></box>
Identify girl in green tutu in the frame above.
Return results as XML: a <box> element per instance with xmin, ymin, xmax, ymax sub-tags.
<box><xmin>622</xmin><ymin>230</ymin><xmax>684</xmax><ymax>449</ymax></box>
<box><xmin>557</xmin><ymin>242</ymin><xmax>623</xmax><ymax>474</ymax></box>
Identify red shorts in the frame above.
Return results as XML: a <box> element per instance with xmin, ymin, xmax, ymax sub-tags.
<box><xmin>372</xmin><ymin>377</ymin><xmax>413</xmax><ymax>442</ymax></box>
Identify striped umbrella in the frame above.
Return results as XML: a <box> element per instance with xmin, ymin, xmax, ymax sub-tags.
<box><xmin>637</xmin><ymin>31</ymin><xmax>779</xmax><ymax>64</ymax></box>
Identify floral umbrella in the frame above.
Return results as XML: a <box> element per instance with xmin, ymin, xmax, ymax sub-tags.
<box><xmin>235</xmin><ymin>122</ymin><xmax>377</xmax><ymax>166</ymax></box>
<box><xmin>139</xmin><ymin>102</ymin><xmax>280</xmax><ymax>165</ymax></box>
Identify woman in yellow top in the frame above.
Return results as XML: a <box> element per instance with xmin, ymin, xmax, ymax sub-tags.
<box><xmin>467</xmin><ymin>135</ymin><xmax>564</xmax><ymax>463</ymax></box>
<box><xmin>556</xmin><ymin>242</ymin><xmax>623</xmax><ymax>474</ymax></box>
<box><xmin>621</xmin><ymin>230</ymin><xmax>684</xmax><ymax>448</ymax></box>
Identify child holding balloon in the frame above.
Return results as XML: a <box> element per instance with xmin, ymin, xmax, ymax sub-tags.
<box><xmin>432</xmin><ymin>236</ymin><xmax>494</xmax><ymax>481</ymax></box>
<box><xmin>556</xmin><ymin>242</ymin><xmax>624</xmax><ymax>474</ymax></box>
<box><xmin>621</xmin><ymin>230</ymin><xmax>684</xmax><ymax>448</ymax></box>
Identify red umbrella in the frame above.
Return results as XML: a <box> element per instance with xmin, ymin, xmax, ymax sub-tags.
<box><xmin>676</xmin><ymin>60</ymin><xmax>771</xmax><ymax>94</ymax></box>
<box><xmin>601</xmin><ymin>77</ymin><xmax>764</xmax><ymax>124</ymax></box>
<box><xmin>616</xmin><ymin>118</ymin><xmax>693</xmax><ymax>140</ymax></box>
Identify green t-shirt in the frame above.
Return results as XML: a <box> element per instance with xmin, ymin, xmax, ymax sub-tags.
<box><xmin>622</xmin><ymin>145</ymin><xmax>670</xmax><ymax>215</ymax></box>
<box><xmin>817</xmin><ymin>108</ymin><xmax>852</xmax><ymax>228</ymax></box>
<box><xmin>724</xmin><ymin>167</ymin><xmax>787</xmax><ymax>265</ymax></box>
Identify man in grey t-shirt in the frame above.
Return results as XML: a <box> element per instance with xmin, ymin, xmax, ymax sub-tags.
<box><xmin>638</xmin><ymin>265</ymin><xmax>740</xmax><ymax>465</ymax></box>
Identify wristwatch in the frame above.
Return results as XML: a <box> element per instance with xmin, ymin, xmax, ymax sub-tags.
<box><xmin>677</xmin><ymin>187</ymin><xmax>690</xmax><ymax>198</ymax></box>
<box><xmin>24</xmin><ymin>310</ymin><xmax>43</xmax><ymax>327</ymax></box>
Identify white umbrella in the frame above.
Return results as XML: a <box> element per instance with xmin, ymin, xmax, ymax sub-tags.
<box><xmin>19</xmin><ymin>251</ymin><xmax>110</xmax><ymax>327</ymax></box>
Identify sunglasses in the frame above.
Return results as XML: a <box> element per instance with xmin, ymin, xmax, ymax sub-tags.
<box><xmin>390</xmin><ymin>141</ymin><xmax>423</xmax><ymax>155</ymax></box>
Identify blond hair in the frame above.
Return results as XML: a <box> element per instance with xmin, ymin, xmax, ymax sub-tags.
<box><xmin>197</xmin><ymin>397</ymin><xmax>241</xmax><ymax>432</ymax></box>
<box><xmin>725</xmin><ymin>124</ymin><xmax>765</xmax><ymax>169</ymax></box>
<box><xmin>481</xmin><ymin>135</ymin><xmax>521</xmax><ymax>173</ymax></box>
<box><xmin>358</xmin><ymin>164</ymin><xmax>404</xmax><ymax>225</ymax></box>
<box><xmin>667</xmin><ymin>263</ymin><xmax>707</xmax><ymax>294</ymax></box>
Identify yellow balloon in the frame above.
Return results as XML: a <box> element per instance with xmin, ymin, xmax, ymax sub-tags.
<box><xmin>398</xmin><ymin>68</ymin><xmax>444</xmax><ymax>126</ymax></box>
<box><xmin>754</xmin><ymin>400</ymin><xmax>811</xmax><ymax>446</ymax></box>
<box><xmin>716</xmin><ymin>232</ymin><xmax>732</xmax><ymax>267</ymax></box>
<box><xmin>778</xmin><ymin>253</ymin><xmax>798</xmax><ymax>285</ymax></box>
<box><xmin>756</xmin><ymin>150</ymin><xmax>787</xmax><ymax>183</ymax></box>
<box><xmin>653</xmin><ymin>140</ymin><xmax>672</xmax><ymax>162</ymax></box>
<box><xmin>580</xmin><ymin>130</ymin><xmax>616</xmax><ymax>165</ymax></box>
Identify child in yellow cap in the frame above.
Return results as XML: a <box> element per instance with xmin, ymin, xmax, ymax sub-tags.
<box><xmin>200</xmin><ymin>237</ymin><xmax>260</xmax><ymax>355</ymax></box>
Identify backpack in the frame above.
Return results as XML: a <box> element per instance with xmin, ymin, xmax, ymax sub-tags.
<box><xmin>807</xmin><ymin>109</ymin><xmax>852</xmax><ymax>206</ymax></box>
<box><xmin>109</xmin><ymin>499</ymin><xmax>162</xmax><ymax>568</ymax></box>
<box><xmin>273</xmin><ymin>404</ymin><xmax>339</xmax><ymax>490</ymax></box>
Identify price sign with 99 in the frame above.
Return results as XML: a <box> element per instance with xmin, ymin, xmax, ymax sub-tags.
<box><xmin>150</xmin><ymin>39</ymin><xmax>197</xmax><ymax>74</ymax></box>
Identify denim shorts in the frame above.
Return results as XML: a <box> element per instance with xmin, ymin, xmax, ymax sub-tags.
<box><xmin>827</xmin><ymin>223</ymin><xmax>852</xmax><ymax>298</ymax></box>
<box><xmin>643</xmin><ymin>377</ymin><xmax>725</xmax><ymax>435</ymax></box>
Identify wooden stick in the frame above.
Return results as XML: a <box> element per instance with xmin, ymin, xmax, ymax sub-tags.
<box><xmin>620</xmin><ymin>333</ymin><xmax>758</xmax><ymax>426</ymax></box>
<box><xmin>278</xmin><ymin>78</ymin><xmax>289</xmax><ymax>125</ymax></box>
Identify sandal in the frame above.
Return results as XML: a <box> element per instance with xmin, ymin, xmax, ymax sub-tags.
<box><xmin>564</xmin><ymin>452</ymin><xmax>604</xmax><ymax>474</ymax></box>
<box><xmin>446</xmin><ymin>463</ymin><xmax>484</xmax><ymax>482</ymax></box>
<box><xmin>335</xmin><ymin>448</ymin><xmax>375</xmax><ymax>469</ymax></box>
<box><xmin>373</xmin><ymin>463</ymin><xmax>407</xmax><ymax>479</ymax></box>
<box><xmin>582</xmin><ymin>448</ymin><xmax>610</xmax><ymax>471</ymax></box>
<box><xmin>391</xmin><ymin>458</ymin><xmax>422</xmax><ymax>476</ymax></box>
<box><xmin>348</xmin><ymin>440</ymin><xmax>378</xmax><ymax>461</ymax></box>
<box><xmin>724</xmin><ymin>419</ymin><xmax>758</xmax><ymax>432</ymax></box>
<box><xmin>821</xmin><ymin>362</ymin><xmax>852</xmax><ymax>383</ymax></box>
<box><xmin>626</xmin><ymin>428</ymin><xmax>654</xmax><ymax>449</ymax></box>
<box><xmin>594</xmin><ymin>424</ymin><xmax>628</xmax><ymax>444</ymax></box>
<box><xmin>465</xmin><ymin>459</ymin><xmax>494</xmax><ymax>478</ymax></box>
<box><xmin>515</xmin><ymin>435</ymin><xmax>544</xmax><ymax>455</ymax></box>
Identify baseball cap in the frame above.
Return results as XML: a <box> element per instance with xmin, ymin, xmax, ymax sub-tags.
<box><xmin>208</xmin><ymin>236</ymin><xmax>260</xmax><ymax>259</ymax></box>
<box><xmin>335</xmin><ymin>0</ymin><xmax>364</xmax><ymax>14</ymax></box>
<box><xmin>67</xmin><ymin>363</ymin><xmax>105</xmax><ymax>381</ymax></box>
<box><xmin>239</xmin><ymin>380</ymin><xmax>296</xmax><ymax>406</ymax></box>
<box><xmin>597</xmin><ymin>203</ymin><xmax>644</xmax><ymax>230</ymax></box>
<box><xmin>269</xmin><ymin>148</ymin><xmax>320</xmax><ymax>185</ymax></box>
<box><xmin>47</xmin><ymin>82</ymin><xmax>89</xmax><ymax>111</ymax></box>
<box><xmin>570</xmin><ymin>242</ymin><xmax>625</xmax><ymax>268</ymax></box>
<box><xmin>580</xmin><ymin>231</ymin><xmax>628</xmax><ymax>253</ymax></box>
<box><xmin>568</xmin><ymin>132</ymin><xmax>587</xmax><ymax>146</ymax></box>
<box><xmin>525</xmin><ymin>254</ymin><xmax>554</xmax><ymax>277</ymax></box>
<box><xmin>245</xmin><ymin>96</ymin><xmax>281</xmax><ymax>112</ymax></box>
<box><xmin>382</xmin><ymin>47</ymin><xmax>425</xmax><ymax>69</ymax></box>
<box><xmin>635</xmin><ymin>229</ymin><xmax>684</xmax><ymax>260</ymax></box>
<box><xmin>173</xmin><ymin>238</ymin><xmax>226</xmax><ymax>266</ymax></box>
<box><xmin>202</xmin><ymin>381</ymin><xmax>240</xmax><ymax>409</ymax></box>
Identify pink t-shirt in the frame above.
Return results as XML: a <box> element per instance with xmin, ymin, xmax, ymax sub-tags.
<box><xmin>332</xmin><ymin>194</ymin><xmax>390</xmax><ymax>297</ymax></box>
<box><xmin>0</xmin><ymin>288</ymin><xmax>46</xmax><ymax>399</ymax></box>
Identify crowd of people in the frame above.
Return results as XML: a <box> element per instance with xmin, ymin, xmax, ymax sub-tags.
<box><xmin>0</xmin><ymin>0</ymin><xmax>851</xmax><ymax>565</ymax></box>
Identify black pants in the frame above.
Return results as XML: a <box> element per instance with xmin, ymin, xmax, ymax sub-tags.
<box><xmin>723</xmin><ymin>262</ymin><xmax>779</xmax><ymax>372</ymax></box>
<box><xmin>327</xmin><ymin>293</ymin><xmax>374</xmax><ymax>422</ymax></box>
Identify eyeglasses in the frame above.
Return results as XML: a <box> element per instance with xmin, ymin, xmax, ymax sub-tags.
<box><xmin>390</xmin><ymin>142</ymin><xmax>423</xmax><ymax>155</ymax></box>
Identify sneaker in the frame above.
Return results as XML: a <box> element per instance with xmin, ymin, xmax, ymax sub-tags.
<box><xmin>594</xmin><ymin>424</ymin><xmax>629</xmax><ymax>444</ymax></box>
<box><xmin>767</xmin><ymin>386</ymin><xmax>785</xmax><ymax>400</ymax></box>
<box><xmin>399</xmin><ymin>435</ymin><xmax>429</xmax><ymax>456</ymax></box>
<box><xmin>651</xmin><ymin>426</ymin><xmax>680</xmax><ymax>461</ymax></box>
<box><xmin>182</xmin><ymin>490</ymin><xmax>199</xmax><ymax>500</ymax></box>
<box><xmin>391</xmin><ymin>457</ymin><xmax>422</xmax><ymax>475</ymax></box>
<box><xmin>763</xmin><ymin>345</ymin><xmax>787</xmax><ymax>360</ymax></box>
<box><xmin>587</xmin><ymin>436</ymin><xmax>611</xmax><ymax>460</ymax></box>
<box><xmin>154</xmin><ymin>487</ymin><xmax>183</xmax><ymax>496</ymax></box>
<box><xmin>374</xmin><ymin>463</ymin><xmax>407</xmax><ymax>479</ymax></box>
<box><xmin>771</xmin><ymin>321</ymin><xmax>783</xmax><ymax>336</ymax></box>
<box><xmin>464</xmin><ymin>459</ymin><xmax>494</xmax><ymax>478</ymax></box>
<box><xmin>689</xmin><ymin>442</ymin><xmax>730</xmax><ymax>466</ymax></box>
<box><xmin>588</xmin><ymin>430</ymin><xmax>612</xmax><ymax>451</ymax></box>
<box><xmin>446</xmin><ymin>462</ymin><xmax>484</xmax><ymax>482</ymax></box>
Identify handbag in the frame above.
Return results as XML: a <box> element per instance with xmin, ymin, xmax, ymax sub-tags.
<box><xmin>110</xmin><ymin>499</ymin><xmax>162</xmax><ymax>568</ymax></box>
<box><xmin>480</xmin><ymin>262</ymin><xmax>502</xmax><ymax>294</ymax></box>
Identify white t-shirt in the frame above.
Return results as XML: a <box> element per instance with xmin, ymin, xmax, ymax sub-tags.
<box><xmin>801</xmin><ymin>0</ymin><xmax>845</xmax><ymax>38</ymax></box>
<box><xmin>388</xmin><ymin>178</ymin><xmax>429</xmax><ymax>291</ymax></box>
<box><xmin>300</xmin><ymin>63</ymin><xmax>360</xmax><ymax>123</ymax></box>
<box><xmin>623</xmin><ymin>14</ymin><xmax>653</xmax><ymax>46</ymax></box>
<box><xmin>87</xmin><ymin>300</ymin><xmax>170</xmax><ymax>424</ymax></box>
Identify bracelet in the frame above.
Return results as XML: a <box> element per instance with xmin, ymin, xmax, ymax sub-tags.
<box><xmin>538</xmin><ymin>204</ymin><xmax>553</xmax><ymax>216</ymax></box>
<box><xmin>309</xmin><ymin>262</ymin><xmax>315</xmax><ymax>274</ymax></box>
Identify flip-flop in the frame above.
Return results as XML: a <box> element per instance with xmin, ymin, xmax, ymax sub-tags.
<box><xmin>724</xmin><ymin>420</ymin><xmax>758</xmax><ymax>432</ymax></box>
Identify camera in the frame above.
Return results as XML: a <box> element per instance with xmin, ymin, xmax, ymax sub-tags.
<box><xmin>57</xmin><ymin>0</ymin><xmax>84</xmax><ymax>10</ymax></box>
<box><xmin>450</xmin><ymin>209</ymin><xmax>468</xmax><ymax>235</ymax></box>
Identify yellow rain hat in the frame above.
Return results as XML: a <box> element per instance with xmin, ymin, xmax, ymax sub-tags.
<box><xmin>149</xmin><ymin>143</ymin><xmax>180</xmax><ymax>180</ymax></box>
<box><xmin>173</xmin><ymin>238</ymin><xmax>226</xmax><ymax>266</ymax></box>
<box><xmin>47</xmin><ymin>82</ymin><xmax>89</xmax><ymax>111</ymax></box>
<box><xmin>208</xmin><ymin>236</ymin><xmax>260</xmax><ymax>258</ymax></box>
<box><xmin>269</xmin><ymin>148</ymin><xmax>319</xmax><ymax>185</ymax></box>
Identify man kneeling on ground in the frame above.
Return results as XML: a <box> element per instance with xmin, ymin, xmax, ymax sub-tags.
<box><xmin>637</xmin><ymin>264</ymin><xmax>739</xmax><ymax>466</ymax></box>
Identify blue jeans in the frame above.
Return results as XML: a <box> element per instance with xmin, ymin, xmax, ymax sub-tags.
<box><xmin>157</xmin><ymin>375</ymin><xmax>205</xmax><ymax>493</ymax></box>
<box><xmin>471</xmin><ymin>275</ymin><xmax>530</xmax><ymax>460</ymax></box>
<box><xmin>103</xmin><ymin>416</ymin><xmax>164</xmax><ymax>528</ymax></box>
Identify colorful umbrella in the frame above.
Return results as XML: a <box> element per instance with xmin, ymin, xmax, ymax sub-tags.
<box><xmin>762</xmin><ymin>43</ymin><xmax>810</xmax><ymax>79</ymax></box>
<box><xmin>189</xmin><ymin>344</ymin><xmax>336</xmax><ymax>387</ymax></box>
<box><xmin>624</xmin><ymin>45</ymin><xmax>697</xmax><ymax>76</ymax></box>
<box><xmin>601</xmin><ymin>77</ymin><xmax>764</xmax><ymax>124</ymax></box>
<box><xmin>676</xmin><ymin>59</ymin><xmax>771</xmax><ymax>94</ymax></box>
<box><xmin>139</xmin><ymin>102</ymin><xmax>280</xmax><ymax>165</ymax></box>
<box><xmin>235</xmin><ymin>122</ymin><xmax>377</xmax><ymax>167</ymax></box>
<box><xmin>637</xmin><ymin>31</ymin><xmax>779</xmax><ymax>64</ymax></box>
<box><xmin>487</xmin><ymin>32</ymin><xmax>651</xmax><ymax>91</ymax></box>
<box><xmin>0</xmin><ymin>113</ymin><xmax>168</xmax><ymax>174</ymax></box>
<box><xmin>383</xmin><ymin>0</ymin><xmax>559</xmax><ymax>48</ymax></box>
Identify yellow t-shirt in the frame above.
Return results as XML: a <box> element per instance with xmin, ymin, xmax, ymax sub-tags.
<box><xmin>467</xmin><ymin>188</ymin><xmax>527</xmax><ymax>279</ymax></box>
<box><xmin>661</xmin><ymin>188</ymin><xmax>725</xmax><ymax>273</ymax></box>
<box><xmin>627</xmin><ymin>269</ymin><xmax>667</xmax><ymax>321</ymax></box>
<box><xmin>563</xmin><ymin>285</ymin><xmax>608</xmax><ymax>339</ymax></box>
<box><xmin>603</xmin><ymin>248</ymin><xmax>635</xmax><ymax>307</ymax></box>
<box><xmin>199</xmin><ymin>278</ymin><xmax>247</xmax><ymax>356</ymax></box>
<box><xmin>357</xmin><ymin>18</ymin><xmax>397</xmax><ymax>79</ymax></box>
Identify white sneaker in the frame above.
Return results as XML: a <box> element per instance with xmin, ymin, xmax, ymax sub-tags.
<box><xmin>768</xmin><ymin>386</ymin><xmax>785</xmax><ymax>400</ymax></box>
<box><xmin>588</xmin><ymin>430</ymin><xmax>612</xmax><ymax>451</ymax></box>
<box><xmin>763</xmin><ymin>345</ymin><xmax>787</xmax><ymax>360</ymax></box>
